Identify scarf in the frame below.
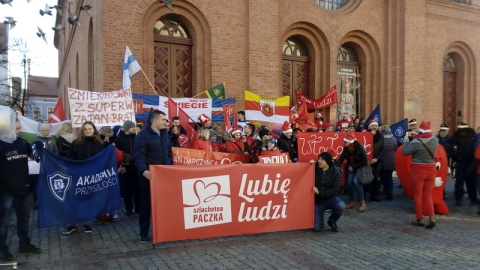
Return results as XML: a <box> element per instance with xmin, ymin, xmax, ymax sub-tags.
<box><xmin>61</xmin><ymin>133</ymin><xmax>75</xmax><ymax>143</ymax></box>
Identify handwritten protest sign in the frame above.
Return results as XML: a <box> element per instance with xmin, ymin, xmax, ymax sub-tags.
<box><xmin>68</xmin><ymin>88</ymin><xmax>135</xmax><ymax>127</ymax></box>
<box><xmin>296</xmin><ymin>132</ymin><xmax>373</xmax><ymax>162</ymax></box>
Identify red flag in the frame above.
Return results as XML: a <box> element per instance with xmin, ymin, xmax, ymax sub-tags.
<box><xmin>222</xmin><ymin>104</ymin><xmax>237</xmax><ymax>132</ymax></box>
<box><xmin>167</xmin><ymin>97</ymin><xmax>197</xmax><ymax>147</ymax></box>
<box><xmin>296</xmin><ymin>101</ymin><xmax>309</xmax><ymax>121</ymax></box>
<box><xmin>48</xmin><ymin>98</ymin><xmax>66</xmax><ymax>123</ymax></box>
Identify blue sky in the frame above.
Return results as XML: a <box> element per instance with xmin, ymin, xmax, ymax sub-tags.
<box><xmin>1</xmin><ymin>0</ymin><xmax>58</xmax><ymax>78</ymax></box>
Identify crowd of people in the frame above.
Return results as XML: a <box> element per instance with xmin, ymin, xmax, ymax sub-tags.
<box><xmin>2</xmin><ymin>107</ymin><xmax>480</xmax><ymax>262</ymax></box>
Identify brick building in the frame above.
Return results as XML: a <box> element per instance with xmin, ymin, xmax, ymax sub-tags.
<box><xmin>55</xmin><ymin>0</ymin><xmax>480</xmax><ymax>129</ymax></box>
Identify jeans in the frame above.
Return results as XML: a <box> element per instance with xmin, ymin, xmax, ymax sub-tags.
<box><xmin>139</xmin><ymin>175</ymin><xmax>151</xmax><ymax>237</ymax></box>
<box><xmin>347</xmin><ymin>171</ymin><xmax>364</xmax><ymax>202</ymax></box>
<box><xmin>381</xmin><ymin>170</ymin><xmax>394</xmax><ymax>198</ymax></box>
<box><xmin>0</xmin><ymin>192</ymin><xmax>33</xmax><ymax>251</ymax></box>
<box><xmin>314</xmin><ymin>197</ymin><xmax>345</xmax><ymax>231</ymax></box>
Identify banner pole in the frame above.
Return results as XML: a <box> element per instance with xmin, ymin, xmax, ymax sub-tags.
<box><xmin>139</xmin><ymin>69</ymin><xmax>169</xmax><ymax>97</ymax></box>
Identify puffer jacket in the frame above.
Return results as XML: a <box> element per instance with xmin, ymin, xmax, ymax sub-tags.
<box><xmin>314</xmin><ymin>165</ymin><xmax>341</xmax><ymax>204</ymax></box>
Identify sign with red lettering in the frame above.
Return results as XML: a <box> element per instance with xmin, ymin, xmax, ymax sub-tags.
<box><xmin>150</xmin><ymin>163</ymin><xmax>314</xmax><ymax>243</ymax></box>
<box><xmin>296</xmin><ymin>132</ymin><xmax>373</xmax><ymax>162</ymax></box>
<box><xmin>172</xmin><ymin>147</ymin><xmax>250</xmax><ymax>165</ymax></box>
<box><xmin>258</xmin><ymin>150</ymin><xmax>291</xmax><ymax>164</ymax></box>
<box><xmin>68</xmin><ymin>88</ymin><xmax>135</xmax><ymax>128</ymax></box>
<box><xmin>160</xmin><ymin>96</ymin><xmax>212</xmax><ymax>121</ymax></box>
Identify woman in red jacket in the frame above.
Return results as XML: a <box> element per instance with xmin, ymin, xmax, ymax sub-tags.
<box><xmin>226</xmin><ymin>129</ymin><xmax>247</xmax><ymax>154</ymax></box>
<box><xmin>191</xmin><ymin>128</ymin><xmax>212</xmax><ymax>151</ymax></box>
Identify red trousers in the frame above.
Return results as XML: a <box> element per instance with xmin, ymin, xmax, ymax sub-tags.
<box><xmin>410</xmin><ymin>163</ymin><xmax>436</xmax><ymax>219</ymax></box>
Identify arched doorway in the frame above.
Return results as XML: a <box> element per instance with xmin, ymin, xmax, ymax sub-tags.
<box><xmin>153</xmin><ymin>18</ymin><xmax>193</xmax><ymax>97</ymax></box>
<box><xmin>336</xmin><ymin>45</ymin><xmax>360</xmax><ymax>120</ymax></box>
<box><xmin>443</xmin><ymin>54</ymin><xmax>457</xmax><ymax>132</ymax></box>
<box><xmin>282</xmin><ymin>38</ymin><xmax>310</xmax><ymax>106</ymax></box>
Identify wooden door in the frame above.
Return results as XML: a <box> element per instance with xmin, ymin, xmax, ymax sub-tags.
<box><xmin>282</xmin><ymin>56</ymin><xmax>309</xmax><ymax>105</ymax></box>
<box><xmin>154</xmin><ymin>42</ymin><xmax>192</xmax><ymax>97</ymax></box>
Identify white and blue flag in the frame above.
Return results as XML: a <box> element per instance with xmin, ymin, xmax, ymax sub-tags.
<box><xmin>123</xmin><ymin>45</ymin><xmax>142</xmax><ymax>89</ymax></box>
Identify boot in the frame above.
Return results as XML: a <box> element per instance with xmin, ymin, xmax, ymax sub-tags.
<box><xmin>357</xmin><ymin>200</ymin><xmax>367</xmax><ymax>212</ymax></box>
<box><xmin>345</xmin><ymin>201</ymin><xmax>356</xmax><ymax>209</ymax></box>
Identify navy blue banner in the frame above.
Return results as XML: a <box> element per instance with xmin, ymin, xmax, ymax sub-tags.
<box><xmin>364</xmin><ymin>104</ymin><xmax>382</xmax><ymax>128</ymax></box>
<box><xmin>390</xmin><ymin>118</ymin><xmax>408</xmax><ymax>144</ymax></box>
<box><xmin>38</xmin><ymin>145</ymin><xmax>121</xmax><ymax>228</ymax></box>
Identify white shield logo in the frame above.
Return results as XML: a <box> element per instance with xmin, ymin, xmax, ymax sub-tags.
<box><xmin>48</xmin><ymin>172</ymin><xmax>72</xmax><ymax>202</ymax></box>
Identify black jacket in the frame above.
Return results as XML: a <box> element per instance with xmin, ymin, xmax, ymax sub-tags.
<box><xmin>335</xmin><ymin>141</ymin><xmax>368</xmax><ymax>170</ymax></box>
<box><xmin>0</xmin><ymin>137</ymin><xmax>32</xmax><ymax>194</ymax></box>
<box><xmin>277</xmin><ymin>134</ymin><xmax>297</xmax><ymax>162</ymax></box>
<box><xmin>134</xmin><ymin>126</ymin><xmax>173</xmax><ymax>174</ymax></box>
<box><xmin>68</xmin><ymin>137</ymin><xmax>107</xmax><ymax>160</ymax></box>
<box><xmin>314</xmin><ymin>165</ymin><xmax>341</xmax><ymax>204</ymax></box>
<box><xmin>56</xmin><ymin>136</ymin><xmax>72</xmax><ymax>157</ymax></box>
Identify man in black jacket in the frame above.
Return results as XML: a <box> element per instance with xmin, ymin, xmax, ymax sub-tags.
<box><xmin>0</xmin><ymin>119</ymin><xmax>41</xmax><ymax>262</ymax></box>
<box><xmin>312</xmin><ymin>152</ymin><xmax>345</xmax><ymax>232</ymax></box>
<box><xmin>134</xmin><ymin>111</ymin><xmax>173</xmax><ymax>243</ymax></box>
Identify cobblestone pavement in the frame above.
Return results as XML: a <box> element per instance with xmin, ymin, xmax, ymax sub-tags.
<box><xmin>4</xmin><ymin>176</ymin><xmax>480</xmax><ymax>270</ymax></box>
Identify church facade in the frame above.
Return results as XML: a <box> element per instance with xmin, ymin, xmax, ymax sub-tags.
<box><xmin>55</xmin><ymin>0</ymin><xmax>480</xmax><ymax>129</ymax></box>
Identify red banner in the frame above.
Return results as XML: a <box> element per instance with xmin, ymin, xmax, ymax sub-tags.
<box><xmin>296</xmin><ymin>132</ymin><xmax>373</xmax><ymax>162</ymax></box>
<box><xmin>295</xmin><ymin>86</ymin><xmax>338</xmax><ymax>110</ymax></box>
<box><xmin>150</xmin><ymin>163</ymin><xmax>314</xmax><ymax>243</ymax></box>
<box><xmin>172</xmin><ymin>147</ymin><xmax>250</xmax><ymax>165</ymax></box>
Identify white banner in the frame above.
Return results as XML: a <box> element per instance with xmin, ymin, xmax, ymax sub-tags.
<box><xmin>68</xmin><ymin>88</ymin><xmax>135</xmax><ymax>128</ymax></box>
<box><xmin>158</xmin><ymin>97</ymin><xmax>213</xmax><ymax>121</ymax></box>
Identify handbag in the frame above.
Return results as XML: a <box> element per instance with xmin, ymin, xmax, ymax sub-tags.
<box><xmin>357</xmin><ymin>164</ymin><xmax>374</xmax><ymax>185</ymax></box>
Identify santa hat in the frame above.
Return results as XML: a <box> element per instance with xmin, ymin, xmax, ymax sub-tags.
<box><xmin>457</xmin><ymin>122</ymin><xmax>468</xmax><ymax>129</ymax></box>
<box><xmin>231</xmin><ymin>129</ymin><xmax>242</xmax><ymax>136</ymax></box>
<box><xmin>198</xmin><ymin>114</ymin><xmax>211</xmax><ymax>125</ymax></box>
<box><xmin>418</xmin><ymin>120</ymin><xmax>432</xmax><ymax>133</ymax></box>
<box><xmin>323</xmin><ymin>123</ymin><xmax>334</xmax><ymax>129</ymax></box>
<box><xmin>326</xmin><ymin>148</ymin><xmax>337</xmax><ymax>159</ymax></box>
<box><xmin>282</xmin><ymin>121</ymin><xmax>293</xmax><ymax>134</ymax></box>
<box><xmin>344</xmin><ymin>133</ymin><xmax>356</xmax><ymax>143</ymax></box>
<box><xmin>368</xmin><ymin>119</ymin><xmax>378</xmax><ymax>129</ymax></box>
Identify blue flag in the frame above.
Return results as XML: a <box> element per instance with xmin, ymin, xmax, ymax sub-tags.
<box><xmin>390</xmin><ymin>118</ymin><xmax>408</xmax><ymax>143</ymax></box>
<box><xmin>38</xmin><ymin>145</ymin><xmax>121</xmax><ymax>228</ymax></box>
<box><xmin>364</xmin><ymin>104</ymin><xmax>382</xmax><ymax>128</ymax></box>
<box><xmin>123</xmin><ymin>45</ymin><xmax>142</xmax><ymax>89</ymax></box>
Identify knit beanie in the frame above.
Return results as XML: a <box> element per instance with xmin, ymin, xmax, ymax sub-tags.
<box><xmin>318</xmin><ymin>152</ymin><xmax>333</xmax><ymax>167</ymax></box>
<box><xmin>123</xmin><ymin>120</ymin><xmax>135</xmax><ymax>131</ymax></box>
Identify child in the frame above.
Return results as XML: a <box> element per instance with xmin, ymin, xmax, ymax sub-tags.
<box><xmin>33</xmin><ymin>123</ymin><xmax>58</xmax><ymax>154</ymax></box>
<box><xmin>262</xmin><ymin>139</ymin><xmax>278</xmax><ymax>151</ymax></box>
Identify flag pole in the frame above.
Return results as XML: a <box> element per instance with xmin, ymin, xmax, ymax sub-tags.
<box><xmin>139</xmin><ymin>69</ymin><xmax>170</xmax><ymax>97</ymax></box>
<box><xmin>191</xmin><ymin>91</ymin><xmax>206</xmax><ymax>98</ymax></box>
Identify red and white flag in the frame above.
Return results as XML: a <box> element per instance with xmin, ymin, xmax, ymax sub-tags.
<box><xmin>48</xmin><ymin>98</ymin><xmax>66</xmax><ymax>123</ymax></box>
<box><xmin>167</xmin><ymin>97</ymin><xmax>198</xmax><ymax>148</ymax></box>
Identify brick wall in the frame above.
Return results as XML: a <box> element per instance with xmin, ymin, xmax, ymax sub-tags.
<box><xmin>56</xmin><ymin>0</ymin><xmax>480</xmax><ymax>128</ymax></box>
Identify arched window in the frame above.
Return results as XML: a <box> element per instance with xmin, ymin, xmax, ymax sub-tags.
<box><xmin>282</xmin><ymin>38</ymin><xmax>310</xmax><ymax>106</ymax></box>
<box><xmin>153</xmin><ymin>18</ymin><xmax>193</xmax><ymax>97</ymax></box>
<box><xmin>314</xmin><ymin>0</ymin><xmax>349</xmax><ymax>10</ymax></box>
<box><xmin>336</xmin><ymin>45</ymin><xmax>360</xmax><ymax>120</ymax></box>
